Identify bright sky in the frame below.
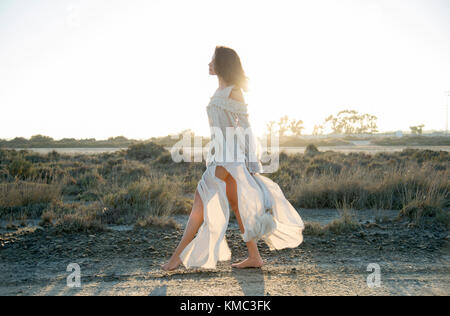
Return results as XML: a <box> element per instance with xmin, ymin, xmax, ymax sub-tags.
<box><xmin>1</xmin><ymin>0</ymin><xmax>449</xmax><ymax>140</ymax></box>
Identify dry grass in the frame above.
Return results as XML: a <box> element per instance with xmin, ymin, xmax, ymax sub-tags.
<box><xmin>303</xmin><ymin>221</ymin><xmax>326</xmax><ymax>236</ymax></box>
<box><xmin>0</xmin><ymin>181</ymin><xmax>61</xmax><ymax>218</ymax></box>
<box><xmin>304</xmin><ymin>199</ymin><xmax>361</xmax><ymax>235</ymax></box>
<box><xmin>99</xmin><ymin>175</ymin><xmax>191</xmax><ymax>224</ymax></box>
<box><xmin>1</xmin><ymin>146</ymin><xmax>448</xmax><ymax>233</ymax></box>
<box><xmin>326</xmin><ymin>200</ymin><xmax>361</xmax><ymax>234</ymax></box>
<box><xmin>0</xmin><ymin>181</ymin><xmax>61</xmax><ymax>208</ymax></box>
<box><xmin>275</xmin><ymin>153</ymin><xmax>449</xmax><ymax>212</ymax></box>
<box><xmin>398</xmin><ymin>178</ymin><xmax>450</xmax><ymax>228</ymax></box>
<box><xmin>39</xmin><ymin>200</ymin><xmax>107</xmax><ymax>232</ymax></box>
<box><xmin>52</xmin><ymin>214</ymin><xmax>106</xmax><ymax>233</ymax></box>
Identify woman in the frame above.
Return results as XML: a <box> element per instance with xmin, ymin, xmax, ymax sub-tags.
<box><xmin>161</xmin><ymin>45</ymin><xmax>304</xmax><ymax>271</ymax></box>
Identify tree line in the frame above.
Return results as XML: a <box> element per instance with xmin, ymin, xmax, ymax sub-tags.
<box><xmin>0</xmin><ymin>135</ymin><xmax>138</xmax><ymax>148</ymax></box>
<box><xmin>266</xmin><ymin>109</ymin><xmax>426</xmax><ymax>136</ymax></box>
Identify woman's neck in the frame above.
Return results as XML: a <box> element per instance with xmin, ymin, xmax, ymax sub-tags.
<box><xmin>218</xmin><ymin>77</ymin><xmax>231</xmax><ymax>89</ymax></box>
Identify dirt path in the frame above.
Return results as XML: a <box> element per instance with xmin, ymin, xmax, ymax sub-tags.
<box><xmin>1</xmin><ymin>213</ymin><xmax>449</xmax><ymax>296</ymax></box>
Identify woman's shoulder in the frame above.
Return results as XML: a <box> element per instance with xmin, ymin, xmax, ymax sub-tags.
<box><xmin>229</xmin><ymin>86</ymin><xmax>245</xmax><ymax>103</ymax></box>
<box><xmin>208</xmin><ymin>95</ymin><xmax>248</xmax><ymax>115</ymax></box>
<box><xmin>208</xmin><ymin>85</ymin><xmax>248</xmax><ymax>114</ymax></box>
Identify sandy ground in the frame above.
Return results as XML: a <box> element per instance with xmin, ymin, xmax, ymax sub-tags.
<box><xmin>0</xmin><ymin>210</ymin><xmax>449</xmax><ymax>296</ymax></box>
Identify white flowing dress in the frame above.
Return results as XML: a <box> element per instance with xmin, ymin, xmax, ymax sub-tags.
<box><xmin>179</xmin><ymin>85</ymin><xmax>304</xmax><ymax>269</ymax></box>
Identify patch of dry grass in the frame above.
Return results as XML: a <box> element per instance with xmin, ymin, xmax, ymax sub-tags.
<box><xmin>0</xmin><ymin>181</ymin><xmax>61</xmax><ymax>218</ymax></box>
<box><xmin>52</xmin><ymin>214</ymin><xmax>106</xmax><ymax>233</ymax></box>
<box><xmin>39</xmin><ymin>200</ymin><xmax>107</xmax><ymax>232</ymax></box>
<box><xmin>303</xmin><ymin>199</ymin><xmax>361</xmax><ymax>235</ymax></box>
<box><xmin>303</xmin><ymin>221</ymin><xmax>326</xmax><ymax>236</ymax></box>
<box><xmin>276</xmin><ymin>152</ymin><xmax>449</xmax><ymax>212</ymax></box>
<box><xmin>398</xmin><ymin>178</ymin><xmax>450</xmax><ymax>228</ymax></box>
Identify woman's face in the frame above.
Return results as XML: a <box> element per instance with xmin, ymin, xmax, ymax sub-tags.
<box><xmin>209</xmin><ymin>53</ymin><xmax>216</xmax><ymax>76</ymax></box>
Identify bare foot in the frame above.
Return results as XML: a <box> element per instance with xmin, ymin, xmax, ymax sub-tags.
<box><xmin>231</xmin><ymin>257</ymin><xmax>264</xmax><ymax>269</ymax></box>
<box><xmin>161</xmin><ymin>256</ymin><xmax>182</xmax><ymax>271</ymax></box>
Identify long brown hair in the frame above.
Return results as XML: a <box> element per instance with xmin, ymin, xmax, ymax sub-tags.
<box><xmin>213</xmin><ymin>46</ymin><xmax>249</xmax><ymax>92</ymax></box>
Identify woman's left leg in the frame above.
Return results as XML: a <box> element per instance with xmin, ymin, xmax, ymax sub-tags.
<box><xmin>215</xmin><ymin>166</ymin><xmax>263</xmax><ymax>268</ymax></box>
<box><xmin>161</xmin><ymin>189</ymin><xmax>204</xmax><ymax>271</ymax></box>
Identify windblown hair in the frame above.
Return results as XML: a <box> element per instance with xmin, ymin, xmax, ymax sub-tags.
<box><xmin>214</xmin><ymin>46</ymin><xmax>249</xmax><ymax>92</ymax></box>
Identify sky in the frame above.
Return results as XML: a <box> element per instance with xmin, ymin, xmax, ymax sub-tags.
<box><xmin>1</xmin><ymin>0</ymin><xmax>449</xmax><ymax>140</ymax></box>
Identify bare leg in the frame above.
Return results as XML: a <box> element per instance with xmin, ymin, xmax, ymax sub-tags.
<box><xmin>161</xmin><ymin>189</ymin><xmax>204</xmax><ymax>271</ymax></box>
<box><xmin>215</xmin><ymin>166</ymin><xmax>263</xmax><ymax>269</ymax></box>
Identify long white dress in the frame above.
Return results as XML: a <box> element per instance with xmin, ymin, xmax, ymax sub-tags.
<box><xmin>179</xmin><ymin>85</ymin><xmax>304</xmax><ymax>269</ymax></box>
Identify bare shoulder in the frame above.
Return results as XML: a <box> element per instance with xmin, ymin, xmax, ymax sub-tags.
<box><xmin>229</xmin><ymin>86</ymin><xmax>245</xmax><ymax>103</ymax></box>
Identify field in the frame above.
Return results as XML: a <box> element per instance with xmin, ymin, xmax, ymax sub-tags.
<box><xmin>0</xmin><ymin>143</ymin><xmax>449</xmax><ymax>295</ymax></box>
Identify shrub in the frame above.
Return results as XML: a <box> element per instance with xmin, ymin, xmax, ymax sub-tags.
<box><xmin>399</xmin><ymin>200</ymin><xmax>450</xmax><ymax>229</ymax></box>
<box><xmin>53</xmin><ymin>214</ymin><xmax>106</xmax><ymax>233</ymax></box>
<box><xmin>304</xmin><ymin>143</ymin><xmax>319</xmax><ymax>156</ymax></box>
<box><xmin>303</xmin><ymin>221</ymin><xmax>325</xmax><ymax>236</ymax></box>
<box><xmin>47</xmin><ymin>150</ymin><xmax>61</xmax><ymax>161</ymax></box>
<box><xmin>77</xmin><ymin>170</ymin><xmax>105</xmax><ymax>190</ymax></box>
<box><xmin>306</xmin><ymin>158</ymin><xmax>342</xmax><ymax>177</ymax></box>
<box><xmin>7</xmin><ymin>159</ymin><xmax>34</xmax><ymax>179</ymax></box>
<box><xmin>100</xmin><ymin>160</ymin><xmax>150</xmax><ymax>184</ymax></box>
<box><xmin>40</xmin><ymin>210</ymin><xmax>54</xmax><ymax>227</ymax></box>
<box><xmin>155</xmin><ymin>152</ymin><xmax>174</xmax><ymax>164</ymax></box>
<box><xmin>0</xmin><ymin>182</ymin><xmax>61</xmax><ymax>218</ymax></box>
<box><xmin>101</xmin><ymin>176</ymin><xmax>187</xmax><ymax>224</ymax></box>
<box><xmin>126</xmin><ymin>142</ymin><xmax>167</xmax><ymax>161</ymax></box>
<box><xmin>0</xmin><ymin>167</ymin><xmax>10</xmax><ymax>181</ymax></box>
<box><xmin>32</xmin><ymin>166</ymin><xmax>66</xmax><ymax>184</ymax></box>
<box><xmin>39</xmin><ymin>200</ymin><xmax>107</xmax><ymax>233</ymax></box>
<box><xmin>25</xmin><ymin>153</ymin><xmax>49</xmax><ymax>163</ymax></box>
<box><xmin>325</xmin><ymin>212</ymin><xmax>360</xmax><ymax>234</ymax></box>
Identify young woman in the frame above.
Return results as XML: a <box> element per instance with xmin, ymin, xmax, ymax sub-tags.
<box><xmin>161</xmin><ymin>45</ymin><xmax>304</xmax><ymax>271</ymax></box>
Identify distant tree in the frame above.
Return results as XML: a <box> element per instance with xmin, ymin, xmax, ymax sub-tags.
<box><xmin>77</xmin><ymin>138</ymin><xmax>97</xmax><ymax>144</ymax></box>
<box><xmin>30</xmin><ymin>135</ymin><xmax>54</xmax><ymax>143</ymax></box>
<box><xmin>57</xmin><ymin>138</ymin><xmax>77</xmax><ymax>144</ymax></box>
<box><xmin>312</xmin><ymin>124</ymin><xmax>324</xmax><ymax>136</ymax></box>
<box><xmin>409</xmin><ymin>124</ymin><xmax>424</xmax><ymax>135</ymax></box>
<box><xmin>289</xmin><ymin>119</ymin><xmax>304</xmax><ymax>136</ymax></box>
<box><xmin>355</xmin><ymin>113</ymin><xmax>378</xmax><ymax>134</ymax></box>
<box><xmin>324</xmin><ymin>114</ymin><xmax>339</xmax><ymax>134</ymax></box>
<box><xmin>266</xmin><ymin>116</ymin><xmax>305</xmax><ymax>137</ymax></box>
<box><xmin>9</xmin><ymin>137</ymin><xmax>29</xmax><ymax>146</ymax></box>
<box><xmin>277</xmin><ymin>115</ymin><xmax>290</xmax><ymax>137</ymax></box>
<box><xmin>108</xmin><ymin>136</ymin><xmax>129</xmax><ymax>142</ymax></box>
<box><xmin>323</xmin><ymin>110</ymin><xmax>378</xmax><ymax>134</ymax></box>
